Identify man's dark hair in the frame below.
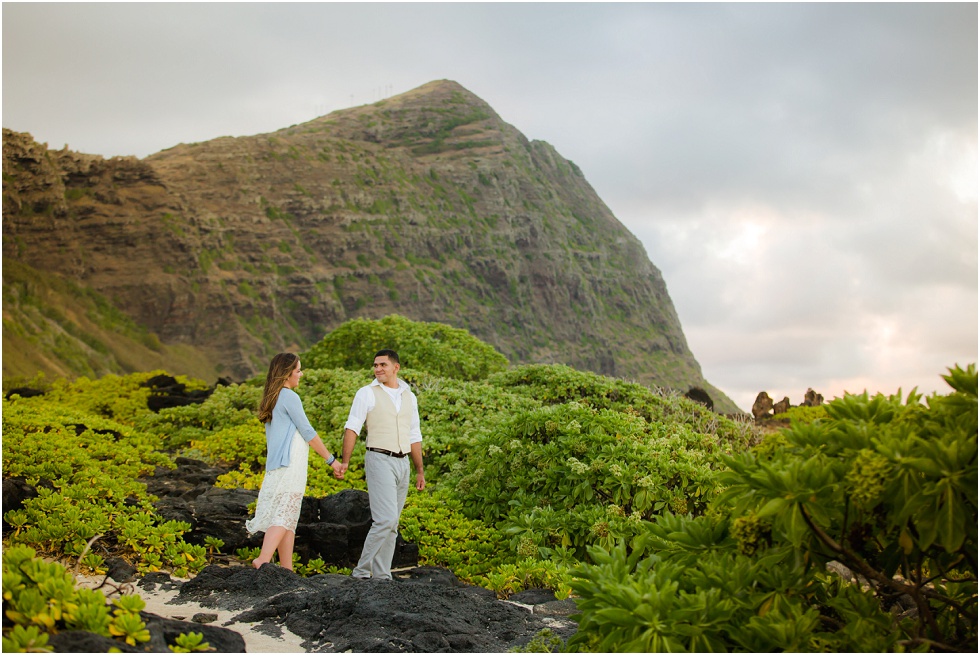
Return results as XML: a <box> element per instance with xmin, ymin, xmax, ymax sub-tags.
<box><xmin>375</xmin><ymin>349</ymin><xmax>400</xmax><ymax>364</ymax></box>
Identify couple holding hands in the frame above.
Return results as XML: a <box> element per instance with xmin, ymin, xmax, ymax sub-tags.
<box><xmin>245</xmin><ymin>349</ymin><xmax>425</xmax><ymax>580</ymax></box>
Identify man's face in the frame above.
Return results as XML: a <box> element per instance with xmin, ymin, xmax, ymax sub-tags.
<box><xmin>373</xmin><ymin>356</ymin><xmax>399</xmax><ymax>386</ymax></box>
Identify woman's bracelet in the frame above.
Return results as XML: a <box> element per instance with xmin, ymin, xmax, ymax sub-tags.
<box><xmin>326</xmin><ymin>454</ymin><xmax>336</xmax><ymax>465</ymax></box>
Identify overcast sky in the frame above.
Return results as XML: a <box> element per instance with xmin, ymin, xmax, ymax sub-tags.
<box><xmin>3</xmin><ymin>2</ymin><xmax>977</xmax><ymax>411</ymax></box>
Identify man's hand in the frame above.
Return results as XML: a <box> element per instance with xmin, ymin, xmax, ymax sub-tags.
<box><xmin>331</xmin><ymin>460</ymin><xmax>347</xmax><ymax>480</ymax></box>
<box><xmin>410</xmin><ymin>442</ymin><xmax>425</xmax><ymax>491</ymax></box>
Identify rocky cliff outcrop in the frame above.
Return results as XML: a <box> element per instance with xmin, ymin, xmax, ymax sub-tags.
<box><xmin>752</xmin><ymin>387</ymin><xmax>825</xmax><ymax>421</ymax></box>
<box><xmin>3</xmin><ymin>80</ymin><xmax>735</xmax><ymax>410</ymax></box>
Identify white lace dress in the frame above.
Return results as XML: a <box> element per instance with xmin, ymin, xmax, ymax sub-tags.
<box><xmin>246</xmin><ymin>429</ymin><xmax>309</xmax><ymax>534</ymax></box>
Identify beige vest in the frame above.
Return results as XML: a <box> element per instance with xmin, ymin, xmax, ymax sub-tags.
<box><xmin>365</xmin><ymin>385</ymin><xmax>414</xmax><ymax>453</ymax></box>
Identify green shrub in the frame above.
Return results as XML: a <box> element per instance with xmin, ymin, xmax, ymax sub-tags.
<box><xmin>170</xmin><ymin>631</ymin><xmax>210</xmax><ymax>652</ymax></box>
<box><xmin>2</xmin><ymin>392</ymin><xmax>207</xmax><ymax>576</ymax></box>
<box><xmin>569</xmin><ymin>364</ymin><xmax>977</xmax><ymax>652</ymax></box>
<box><xmin>778</xmin><ymin>403</ymin><xmax>828</xmax><ymax>424</ymax></box>
<box><xmin>303</xmin><ymin>314</ymin><xmax>508</xmax><ymax>381</ymax></box>
<box><xmin>2</xmin><ymin>545</ymin><xmax>156</xmax><ymax>650</ymax></box>
<box><xmin>509</xmin><ymin>628</ymin><xmax>565</xmax><ymax>652</ymax></box>
<box><xmin>39</xmin><ymin>370</ymin><xmax>202</xmax><ymax>424</ymax></box>
<box><xmin>489</xmin><ymin>364</ymin><xmax>754</xmax><ymax>452</ymax></box>
<box><xmin>399</xmin><ymin>489</ymin><xmax>515</xmax><ymax>587</ymax></box>
<box><xmin>138</xmin><ymin>382</ymin><xmax>261</xmax><ymax>449</ymax></box>
<box><xmin>449</xmin><ymin>397</ymin><xmax>744</xmax><ymax>563</ymax></box>
<box><xmin>401</xmin><ymin>370</ymin><xmax>540</xmax><ymax>480</ymax></box>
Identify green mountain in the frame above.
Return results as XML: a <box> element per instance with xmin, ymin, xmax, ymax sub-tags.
<box><xmin>2</xmin><ymin>79</ymin><xmax>737</xmax><ymax>412</ymax></box>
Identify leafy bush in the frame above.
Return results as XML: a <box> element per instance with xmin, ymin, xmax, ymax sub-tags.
<box><xmin>489</xmin><ymin>364</ymin><xmax>754</xmax><ymax>452</ymax></box>
<box><xmin>2</xmin><ymin>546</ymin><xmax>212</xmax><ymax>651</ymax></box>
<box><xmin>402</xmin><ymin>370</ymin><xmax>540</xmax><ymax>480</ymax></box>
<box><xmin>569</xmin><ymin>364</ymin><xmax>978</xmax><ymax>652</ymax></box>
<box><xmin>485</xmin><ymin>558</ymin><xmax>573</xmax><ymax>600</ymax></box>
<box><xmin>31</xmin><ymin>370</ymin><xmax>205</xmax><ymax>425</ymax></box>
<box><xmin>399</xmin><ymin>489</ymin><xmax>515</xmax><ymax>587</ymax></box>
<box><xmin>2</xmin><ymin>545</ymin><xmax>150</xmax><ymax>650</ymax></box>
<box><xmin>170</xmin><ymin>631</ymin><xmax>210</xmax><ymax>652</ymax></box>
<box><xmin>137</xmin><ymin>382</ymin><xmax>262</xmax><ymax>450</ymax></box>
<box><xmin>449</xmin><ymin>397</ymin><xmax>743</xmax><ymax>563</ymax></box>
<box><xmin>509</xmin><ymin>628</ymin><xmax>565</xmax><ymax>653</ymax></box>
<box><xmin>187</xmin><ymin>420</ymin><xmax>266</xmax><ymax>469</ymax></box>
<box><xmin>2</xmin><ymin>396</ymin><xmax>207</xmax><ymax>577</ymax></box>
<box><xmin>303</xmin><ymin>314</ymin><xmax>508</xmax><ymax>380</ymax></box>
<box><xmin>778</xmin><ymin>402</ymin><xmax>829</xmax><ymax>425</ymax></box>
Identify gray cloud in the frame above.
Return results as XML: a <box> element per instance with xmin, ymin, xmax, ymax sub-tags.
<box><xmin>3</xmin><ymin>2</ymin><xmax>976</xmax><ymax>411</ymax></box>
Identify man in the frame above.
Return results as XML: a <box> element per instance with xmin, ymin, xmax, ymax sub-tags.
<box><xmin>339</xmin><ymin>349</ymin><xmax>426</xmax><ymax>579</ymax></box>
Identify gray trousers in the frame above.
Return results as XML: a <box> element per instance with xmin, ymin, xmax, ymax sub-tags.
<box><xmin>352</xmin><ymin>450</ymin><xmax>410</xmax><ymax>579</ymax></box>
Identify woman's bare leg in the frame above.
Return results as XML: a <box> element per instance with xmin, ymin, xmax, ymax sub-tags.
<box><xmin>277</xmin><ymin>530</ymin><xmax>296</xmax><ymax>571</ymax></box>
<box><xmin>253</xmin><ymin>526</ymin><xmax>287</xmax><ymax>568</ymax></box>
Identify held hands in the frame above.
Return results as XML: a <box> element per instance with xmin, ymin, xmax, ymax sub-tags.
<box><xmin>329</xmin><ymin>458</ymin><xmax>346</xmax><ymax>480</ymax></box>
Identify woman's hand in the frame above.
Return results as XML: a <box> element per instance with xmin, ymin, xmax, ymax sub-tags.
<box><xmin>331</xmin><ymin>459</ymin><xmax>345</xmax><ymax>479</ymax></box>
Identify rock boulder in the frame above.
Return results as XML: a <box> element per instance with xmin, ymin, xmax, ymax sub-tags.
<box><xmin>147</xmin><ymin>460</ymin><xmax>417</xmax><ymax>568</ymax></box>
<box><xmin>751</xmin><ymin>392</ymin><xmax>774</xmax><ymax>420</ymax></box>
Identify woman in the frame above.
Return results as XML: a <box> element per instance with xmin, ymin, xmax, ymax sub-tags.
<box><xmin>246</xmin><ymin>352</ymin><xmax>343</xmax><ymax>569</ymax></box>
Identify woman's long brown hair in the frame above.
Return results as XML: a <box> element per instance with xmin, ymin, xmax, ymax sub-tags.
<box><xmin>258</xmin><ymin>352</ymin><xmax>299</xmax><ymax>424</ymax></box>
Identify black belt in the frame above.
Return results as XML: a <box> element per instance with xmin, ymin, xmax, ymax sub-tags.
<box><xmin>367</xmin><ymin>447</ymin><xmax>408</xmax><ymax>458</ymax></box>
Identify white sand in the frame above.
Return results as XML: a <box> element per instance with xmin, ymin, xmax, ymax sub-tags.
<box><xmin>74</xmin><ymin>572</ymin><xmax>306</xmax><ymax>653</ymax></box>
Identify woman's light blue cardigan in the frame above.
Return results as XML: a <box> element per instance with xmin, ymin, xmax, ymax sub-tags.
<box><xmin>265</xmin><ymin>387</ymin><xmax>317</xmax><ymax>471</ymax></box>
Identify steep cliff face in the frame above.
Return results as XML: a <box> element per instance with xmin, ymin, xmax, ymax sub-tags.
<box><xmin>3</xmin><ymin>80</ymin><xmax>734</xmax><ymax>410</ymax></box>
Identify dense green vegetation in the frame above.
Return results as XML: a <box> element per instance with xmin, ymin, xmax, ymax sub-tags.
<box><xmin>2</xmin><ymin>546</ymin><xmax>210</xmax><ymax>652</ymax></box>
<box><xmin>2</xmin><ymin>372</ymin><xmax>212</xmax><ymax>579</ymax></box>
<box><xmin>569</xmin><ymin>365</ymin><xmax>977</xmax><ymax>652</ymax></box>
<box><xmin>303</xmin><ymin>314</ymin><xmax>509</xmax><ymax>381</ymax></box>
<box><xmin>2</xmin><ymin>315</ymin><xmax>976</xmax><ymax>652</ymax></box>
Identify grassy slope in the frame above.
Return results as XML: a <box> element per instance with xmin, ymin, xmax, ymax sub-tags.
<box><xmin>2</xmin><ymin>259</ymin><xmax>220</xmax><ymax>385</ymax></box>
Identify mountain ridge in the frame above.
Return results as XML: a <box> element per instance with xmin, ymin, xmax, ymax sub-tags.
<box><xmin>2</xmin><ymin>79</ymin><xmax>738</xmax><ymax>412</ymax></box>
